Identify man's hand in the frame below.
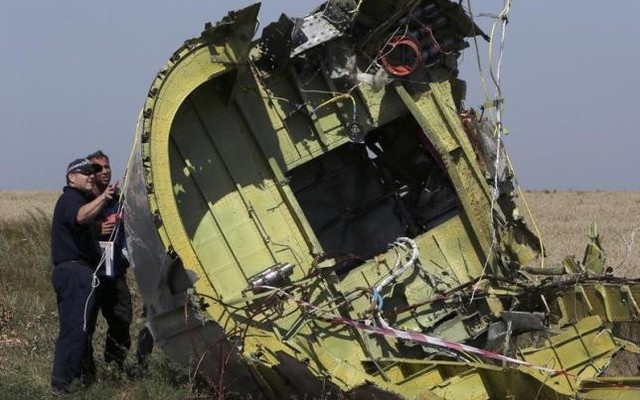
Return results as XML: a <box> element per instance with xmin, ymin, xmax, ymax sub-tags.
<box><xmin>99</xmin><ymin>220</ymin><xmax>115</xmax><ymax>236</ymax></box>
<box><xmin>77</xmin><ymin>181</ymin><xmax>120</xmax><ymax>225</ymax></box>
<box><xmin>102</xmin><ymin>181</ymin><xmax>118</xmax><ymax>201</ymax></box>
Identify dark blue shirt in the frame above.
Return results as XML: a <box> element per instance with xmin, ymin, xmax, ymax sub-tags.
<box><xmin>51</xmin><ymin>186</ymin><xmax>101</xmax><ymax>267</ymax></box>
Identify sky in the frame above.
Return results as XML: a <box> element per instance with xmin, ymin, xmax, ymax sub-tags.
<box><xmin>1</xmin><ymin>1</ymin><xmax>639</xmax><ymax>190</ymax></box>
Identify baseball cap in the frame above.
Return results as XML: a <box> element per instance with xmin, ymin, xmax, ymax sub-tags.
<box><xmin>66</xmin><ymin>158</ymin><xmax>102</xmax><ymax>175</ymax></box>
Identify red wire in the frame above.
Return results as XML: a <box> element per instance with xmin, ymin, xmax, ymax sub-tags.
<box><xmin>380</xmin><ymin>35</ymin><xmax>423</xmax><ymax>77</ymax></box>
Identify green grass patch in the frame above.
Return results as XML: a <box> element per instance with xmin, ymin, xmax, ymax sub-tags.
<box><xmin>0</xmin><ymin>214</ymin><xmax>195</xmax><ymax>399</ymax></box>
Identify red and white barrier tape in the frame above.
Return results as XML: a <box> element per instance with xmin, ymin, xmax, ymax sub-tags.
<box><xmin>253</xmin><ymin>285</ymin><xmax>568</xmax><ymax>376</ymax></box>
<box><xmin>331</xmin><ymin>316</ymin><xmax>566</xmax><ymax>375</ymax></box>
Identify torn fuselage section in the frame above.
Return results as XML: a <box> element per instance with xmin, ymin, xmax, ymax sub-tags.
<box><xmin>286</xmin><ymin>116</ymin><xmax>458</xmax><ymax>264</ymax></box>
<box><xmin>127</xmin><ymin>0</ymin><xmax>640</xmax><ymax>398</ymax></box>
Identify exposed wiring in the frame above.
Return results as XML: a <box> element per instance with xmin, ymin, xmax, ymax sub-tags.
<box><xmin>358</xmin><ymin>0</ymin><xmax>421</xmax><ymax>56</ymax></box>
<box><xmin>464</xmin><ymin>0</ymin><xmax>493</xmax><ymax>118</ymax></box>
<box><xmin>350</xmin><ymin>0</ymin><xmax>364</xmax><ymax>15</ymax></box>
<box><xmin>505</xmin><ymin>153</ymin><xmax>546</xmax><ymax>267</ymax></box>
<box><xmin>82</xmin><ymin>256</ymin><xmax>104</xmax><ymax>332</ymax></box>
<box><xmin>82</xmin><ymin>214</ymin><xmax>122</xmax><ymax>332</ymax></box>
<box><xmin>372</xmin><ymin>289</ymin><xmax>384</xmax><ymax>311</ymax></box>
<box><xmin>364</xmin><ymin>23</ymin><xmax>410</xmax><ymax>74</ymax></box>
<box><xmin>469</xmin><ymin>0</ymin><xmax>512</xmax><ymax>303</ymax></box>
<box><xmin>372</xmin><ymin>237</ymin><xmax>419</xmax><ymax>328</ymax></box>
<box><xmin>614</xmin><ymin>227</ymin><xmax>640</xmax><ymax>271</ymax></box>
<box><xmin>237</xmin><ymin>75</ymin><xmax>300</xmax><ymax>109</ymax></box>
<box><xmin>310</xmin><ymin>92</ymin><xmax>357</xmax><ymax>120</ymax></box>
<box><xmin>465</xmin><ymin>0</ymin><xmax>545</xmax><ymax>273</ymax></box>
<box><xmin>248</xmin><ymin>284</ymin><xmax>569</xmax><ymax>375</ymax></box>
<box><xmin>374</xmin><ymin>237</ymin><xmax>419</xmax><ymax>294</ymax></box>
<box><xmin>487</xmin><ymin>1</ymin><xmax>510</xmax><ymax>100</ymax></box>
<box><xmin>379</xmin><ymin>35</ymin><xmax>423</xmax><ymax>76</ymax></box>
<box><xmin>487</xmin><ymin>0</ymin><xmax>511</xmax><ymax>246</ymax></box>
<box><xmin>409</xmin><ymin>14</ymin><xmax>453</xmax><ymax>57</ymax></box>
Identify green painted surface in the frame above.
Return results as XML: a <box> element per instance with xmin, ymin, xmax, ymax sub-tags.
<box><xmin>130</xmin><ymin>2</ymin><xmax>640</xmax><ymax>398</ymax></box>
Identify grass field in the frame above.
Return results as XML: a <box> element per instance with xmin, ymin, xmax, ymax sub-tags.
<box><xmin>0</xmin><ymin>192</ymin><xmax>191</xmax><ymax>400</ymax></box>
<box><xmin>521</xmin><ymin>190</ymin><xmax>640</xmax><ymax>277</ymax></box>
<box><xmin>1</xmin><ymin>190</ymin><xmax>639</xmax><ymax>399</ymax></box>
<box><xmin>4</xmin><ymin>189</ymin><xmax>637</xmax><ymax>273</ymax></box>
<box><xmin>0</xmin><ymin>191</ymin><xmax>60</xmax><ymax>222</ymax></box>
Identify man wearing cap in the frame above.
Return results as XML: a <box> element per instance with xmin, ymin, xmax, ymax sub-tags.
<box><xmin>87</xmin><ymin>150</ymin><xmax>133</xmax><ymax>371</ymax></box>
<box><xmin>50</xmin><ymin>158</ymin><xmax>115</xmax><ymax>393</ymax></box>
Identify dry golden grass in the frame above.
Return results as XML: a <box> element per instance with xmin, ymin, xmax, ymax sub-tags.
<box><xmin>1</xmin><ymin>189</ymin><xmax>639</xmax><ymax>276</ymax></box>
<box><xmin>1</xmin><ymin>189</ymin><xmax>639</xmax><ymax>397</ymax></box>
<box><xmin>520</xmin><ymin>190</ymin><xmax>640</xmax><ymax>277</ymax></box>
<box><xmin>0</xmin><ymin>194</ymin><xmax>189</xmax><ymax>399</ymax></box>
<box><xmin>0</xmin><ymin>190</ymin><xmax>59</xmax><ymax>222</ymax></box>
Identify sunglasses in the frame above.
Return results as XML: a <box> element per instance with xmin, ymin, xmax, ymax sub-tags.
<box><xmin>72</xmin><ymin>169</ymin><xmax>96</xmax><ymax>176</ymax></box>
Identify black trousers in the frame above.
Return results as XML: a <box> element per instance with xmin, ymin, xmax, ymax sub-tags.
<box><xmin>96</xmin><ymin>273</ymin><xmax>133</xmax><ymax>368</ymax></box>
<box><xmin>51</xmin><ymin>261</ymin><xmax>98</xmax><ymax>391</ymax></box>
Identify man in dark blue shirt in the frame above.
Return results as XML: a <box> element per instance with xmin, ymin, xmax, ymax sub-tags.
<box><xmin>50</xmin><ymin>158</ymin><xmax>115</xmax><ymax>393</ymax></box>
<box><xmin>88</xmin><ymin>150</ymin><xmax>133</xmax><ymax>371</ymax></box>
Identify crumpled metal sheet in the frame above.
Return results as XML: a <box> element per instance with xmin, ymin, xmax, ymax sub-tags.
<box><xmin>123</xmin><ymin>120</ymin><xmax>265</xmax><ymax>398</ymax></box>
<box><xmin>291</xmin><ymin>1</ymin><xmax>354</xmax><ymax>58</ymax></box>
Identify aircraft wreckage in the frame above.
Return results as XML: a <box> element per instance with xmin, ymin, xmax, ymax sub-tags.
<box><xmin>123</xmin><ymin>1</ymin><xmax>640</xmax><ymax>398</ymax></box>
